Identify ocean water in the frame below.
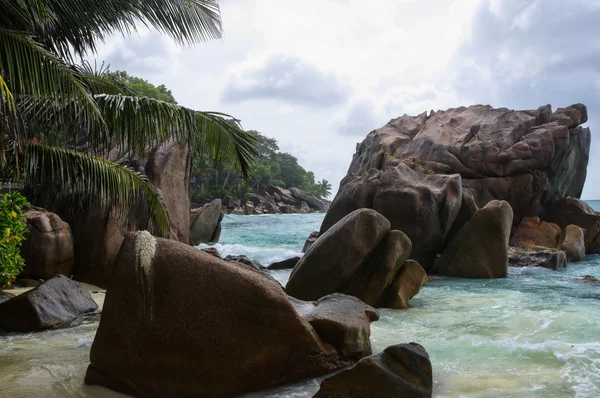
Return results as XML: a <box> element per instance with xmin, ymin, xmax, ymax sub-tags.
<box><xmin>2</xmin><ymin>209</ymin><xmax>600</xmax><ymax>397</ymax></box>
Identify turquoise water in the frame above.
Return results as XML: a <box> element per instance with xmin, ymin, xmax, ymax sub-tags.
<box><xmin>2</xmin><ymin>209</ymin><xmax>600</xmax><ymax>397</ymax></box>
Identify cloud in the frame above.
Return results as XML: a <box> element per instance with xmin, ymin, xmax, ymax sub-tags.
<box><xmin>220</xmin><ymin>55</ymin><xmax>349</xmax><ymax>107</ymax></box>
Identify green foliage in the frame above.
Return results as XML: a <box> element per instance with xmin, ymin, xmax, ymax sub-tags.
<box><xmin>107</xmin><ymin>70</ymin><xmax>178</xmax><ymax>104</ymax></box>
<box><xmin>0</xmin><ymin>191</ymin><xmax>29</xmax><ymax>288</ymax></box>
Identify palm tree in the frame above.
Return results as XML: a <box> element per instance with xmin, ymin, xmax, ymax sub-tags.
<box><xmin>316</xmin><ymin>179</ymin><xmax>332</xmax><ymax>199</ymax></box>
<box><xmin>0</xmin><ymin>0</ymin><xmax>257</xmax><ymax>236</ymax></box>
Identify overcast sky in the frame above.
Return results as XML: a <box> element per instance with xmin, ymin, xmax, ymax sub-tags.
<box><xmin>93</xmin><ymin>0</ymin><xmax>600</xmax><ymax>199</ymax></box>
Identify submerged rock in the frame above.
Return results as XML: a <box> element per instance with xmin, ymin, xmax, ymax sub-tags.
<box><xmin>0</xmin><ymin>275</ymin><xmax>97</xmax><ymax>332</ymax></box>
<box><xmin>508</xmin><ymin>244</ymin><xmax>567</xmax><ymax>270</ymax></box>
<box><xmin>578</xmin><ymin>275</ymin><xmax>600</xmax><ymax>285</ymax></box>
<box><xmin>433</xmin><ymin>200</ymin><xmax>513</xmax><ymax>278</ymax></box>
<box><xmin>86</xmin><ymin>232</ymin><xmax>373</xmax><ymax>397</ymax></box>
<box><xmin>314</xmin><ymin>343</ymin><xmax>433</xmax><ymax>398</ymax></box>
<box><xmin>20</xmin><ymin>207</ymin><xmax>74</xmax><ymax>280</ymax></box>
<box><xmin>290</xmin><ymin>293</ymin><xmax>379</xmax><ymax>360</ymax></box>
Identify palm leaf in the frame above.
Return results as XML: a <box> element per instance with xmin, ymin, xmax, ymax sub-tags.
<box><xmin>2</xmin><ymin>143</ymin><xmax>170</xmax><ymax>235</ymax></box>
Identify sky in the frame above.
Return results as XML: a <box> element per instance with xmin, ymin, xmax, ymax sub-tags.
<box><xmin>92</xmin><ymin>0</ymin><xmax>600</xmax><ymax>199</ymax></box>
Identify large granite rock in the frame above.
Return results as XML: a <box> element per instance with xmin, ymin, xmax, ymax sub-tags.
<box><xmin>544</xmin><ymin>197</ymin><xmax>600</xmax><ymax>252</ymax></box>
<box><xmin>190</xmin><ymin>199</ymin><xmax>223</xmax><ymax>246</ymax></box>
<box><xmin>290</xmin><ymin>187</ymin><xmax>325</xmax><ymax>210</ymax></box>
<box><xmin>267</xmin><ymin>256</ymin><xmax>301</xmax><ymax>270</ymax></box>
<box><xmin>321</xmin><ymin>164</ymin><xmax>462</xmax><ymax>271</ymax></box>
<box><xmin>433</xmin><ymin>200</ymin><xmax>513</xmax><ymax>278</ymax></box>
<box><xmin>302</xmin><ymin>231</ymin><xmax>319</xmax><ymax>253</ymax></box>
<box><xmin>290</xmin><ymin>293</ymin><xmax>379</xmax><ymax>360</ymax></box>
<box><xmin>266</xmin><ymin>185</ymin><xmax>302</xmax><ymax>207</ymax></box>
<box><xmin>287</xmin><ymin>209</ymin><xmax>424</xmax><ymax>308</ymax></box>
<box><xmin>345</xmin><ymin>104</ymin><xmax>590</xmax><ymax>228</ymax></box>
<box><xmin>560</xmin><ymin>225</ymin><xmax>585</xmax><ymax>262</ymax></box>
<box><xmin>508</xmin><ymin>244</ymin><xmax>567</xmax><ymax>270</ymax></box>
<box><xmin>86</xmin><ymin>232</ymin><xmax>373</xmax><ymax>397</ymax></box>
<box><xmin>314</xmin><ymin>343</ymin><xmax>433</xmax><ymax>398</ymax></box>
<box><xmin>20</xmin><ymin>207</ymin><xmax>74</xmax><ymax>280</ymax></box>
<box><xmin>0</xmin><ymin>275</ymin><xmax>97</xmax><ymax>332</ymax></box>
<box><xmin>510</xmin><ymin>217</ymin><xmax>561</xmax><ymax>248</ymax></box>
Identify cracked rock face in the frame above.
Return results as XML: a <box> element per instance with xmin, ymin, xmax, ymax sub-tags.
<box><xmin>345</xmin><ymin>104</ymin><xmax>590</xmax><ymax>227</ymax></box>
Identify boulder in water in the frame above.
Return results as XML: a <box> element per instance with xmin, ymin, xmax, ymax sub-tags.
<box><xmin>290</xmin><ymin>293</ymin><xmax>379</xmax><ymax>360</ymax></box>
<box><xmin>377</xmin><ymin>260</ymin><xmax>427</xmax><ymax>309</ymax></box>
<box><xmin>433</xmin><ymin>200</ymin><xmax>513</xmax><ymax>278</ymax></box>
<box><xmin>544</xmin><ymin>197</ymin><xmax>600</xmax><ymax>252</ymax></box>
<box><xmin>560</xmin><ymin>224</ymin><xmax>585</xmax><ymax>262</ymax></box>
<box><xmin>267</xmin><ymin>256</ymin><xmax>301</xmax><ymax>270</ymax></box>
<box><xmin>508</xmin><ymin>244</ymin><xmax>567</xmax><ymax>270</ymax></box>
<box><xmin>0</xmin><ymin>275</ymin><xmax>97</xmax><ymax>332</ymax></box>
<box><xmin>313</xmin><ymin>343</ymin><xmax>433</xmax><ymax>398</ymax></box>
<box><xmin>86</xmin><ymin>231</ymin><xmax>373</xmax><ymax>397</ymax></box>
<box><xmin>510</xmin><ymin>217</ymin><xmax>561</xmax><ymax>248</ymax></box>
<box><xmin>20</xmin><ymin>207</ymin><xmax>74</xmax><ymax>280</ymax></box>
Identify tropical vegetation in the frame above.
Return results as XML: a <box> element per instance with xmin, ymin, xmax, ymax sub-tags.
<box><xmin>0</xmin><ymin>0</ymin><xmax>258</xmax><ymax>237</ymax></box>
<box><xmin>0</xmin><ymin>191</ymin><xmax>28</xmax><ymax>288</ymax></box>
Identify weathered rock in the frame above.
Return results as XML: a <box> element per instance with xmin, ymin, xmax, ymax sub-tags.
<box><xmin>190</xmin><ymin>199</ymin><xmax>222</xmax><ymax>246</ymax></box>
<box><xmin>560</xmin><ymin>225</ymin><xmax>585</xmax><ymax>262</ymax></box>
<box><xmin>510</xmin><ymin>217</ymin><xmax>561</xmax><ymax>248</ymax></box>
<box><xmin>544</xmin><ymin>197</ymin><xmax>600</xmax><ymax>252</ymax></box>
<box><xmin>232</xmin><ymin>207</ymin><xmax>245</xmax><ymax>215</ymax></box>
<box><xmin>85</xmin><ymin>232</ymin><xmax>359</xmax><ymax>397</ymax></box>
<box><xmin>290</xmin><ymin>293</ymin><xmax>379</xmax><ymax>360</ymax></box>
<box><xmin>302</xmin><ymin>231</ymin><xmax>319</xmax><ymax>253</ymax></box>
<box><xmin>314</xmin><ymin>343</ymin><xmax>433</xmax><ymax>398</ymax></box>
<box><xmin>0</xmin><ymin>275</ymin><xmax>97</xmax><ymax>332</ymax></box>
<box><xmin>266</xmin><ymin>185</ymin><xmax>302</xmax><ymax>206</ymax></box>
<box><xmin>299</xmin><ymin>201</ymin><xmax>310</xmax><ymax>214</ymax></box>
<box><xmin>244</xmin><ymin>201</ymin><xmax>255</xmax><ymax>215</ymax></box>
<box><xmin>578</xmin><ymin>275</ymin><xmax>600</xmax><ymax>285</ymax></box>
<box><xmin>290</xmin><ymin>187</ymin><xmax>325</xmax><ymax>211</ymax></box>
<box><xmin>268</xmin><ymin>256</ymin><xmax>301</xmax><ymax>270</ymax></box>
<box><xmin>434</xmin><ymin>200</ymin><xmax>513</xmax><ymax>278</ymax></box>
<box><xmin>0</xmin><ymin>291</ymin><xmax>15</xmax><ymax>305</ymax></box>
<box><xmin>287</xmin><ymin>209</ymin><xmax>391</xmax><ymax>301</ymax></box>
<box><xmin>221</xmin><ymin>195</ymin><xmax>234</xmax><ymax>209</ymax></box>
<box><xmin>20</xmin><ymin>207</ymin><xmax>74</xmax><ymax>280</ymax></box>
<box><xmin>508</xmin><ymin>244</ymin><xmax>567</xmax><ymax>270</ymax></box>
<box><xmin>377</xmin><ymin>260</ymin><xmax>427</xmax><ymax>309</ymax></box>
<box><xmin>223</xmin><ymin>255</ymin><xmax>263</xmax><ymax>269</ymax></box>
<box><xmin>200</xmin><ymin>247</ymin><xmax>221</xmax><ymax>259</ymax></box>
<box><xmin>321</xmin><ymin>164</ymin><xmax>462</xmax><ymax>271</ymax></box>
<box><xmin>345</xmin><ymin>104</ymin><xmax>590</xmax><ymax>228</ymax></box>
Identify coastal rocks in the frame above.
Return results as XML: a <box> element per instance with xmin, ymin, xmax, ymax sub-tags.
<box><xmin>267</xmin><ymin>256</ymin><xmax>301</xmax><ymax>270</ymax></box>
<box><xmin>290</xmin><ymin>293</ymin><xmax>380</xmax><ymax>359</ymax></box>
<box><xmin>20</xmin><ymin>207</ymin><xmax>74</xmax><ymax>280</ymax></box>
<box><xmin>345</xmin><ymin>104</ymin><xmax>590</xmax><ymax>228</ymax></box>
<box><xmin>223</xmin><ymin>186</ymin><xmax>328</xmax><ymax>215</ymax></box>
<box><xmin>314</xmin><ymin>343</ymin><xmax>433</xmax><ymax>398</ymax></box>
<box><xmin>578</xmin><ymin>275</ymin><xmax>600</xmax><ymax>285</ymax></box>
<box><xmin>303</xmin><ymin>231</ymin><xmax>319</xmax><ymax>253</ymax></box>
<box><xmin>510</xmin><ymin>217</ymin><xmax>561</xmax><ymax>248</ymax></box>
<box><xmin>287</xmin><ymin>209</ymin><xmax>425</xmax><ymax>309</ymax></box>
<box><xmin>433</xmin><ymin>200</ymin><xmax>513</xmax><ymax>278</ymax></box>
<box><xmin>544</xmin><ymin>197</ymin><xmax>600</xmax><ymax>252</ymax></box>
<box><xmin>0</xmin><ymin>275</ymin><xmax>97</xmax><ymax>332</ymax></box>
<box><xmin>190</xmin><ymin>199</ymin><xmax>223</xmax><ymax>246</ymax></box>
<box><xmin>321</xmin><ymin>163</ymin><xmax>462</xmax><ymax>271</ymax></box>
<box><xmin>287</xmin><ymin>209</ymin><xmax>391</xmax><ymax>301</ymax></box>
<box><xmin>560</xmin><ymin>225</ymin><xmax>585</xmax><ymax>262</ymax></box>
<box><xmin>0</xmin><ymin>291</ymin><xmax>15</xmax><ymax>305</ymax></box>
<box><xmin>86</xmin><ymin>232</ymin><xmax>369</xmax><ymax>397</ymax></box>
<box><xmin>508</xmin><ymin>244</ymin><xmax>567</xmax><ymax>270</ymax></box>
<box><xmin>290</xmin><ymin>187</ymin><xmax>325</xmax><ymax>211</ymax></box>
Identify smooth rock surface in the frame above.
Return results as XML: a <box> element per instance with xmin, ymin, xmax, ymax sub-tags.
<box><xmin>0</xmin><ymin>275</ymin><xmax>97</xmax><ymax>332</ymax></box>
<box><xmin>190</xmin><ymin>199</ymin><xmax>222</xmax><ymax>245</ymax></box>
<box><xmin>560</xmin><ymin>225</ymin><xmax>586</xmax><ymax>262</ymax></box>
<box><xmin>377</xmin><ymin>260</ymin><xmax>427</xmax><ymax>309</ymax></box>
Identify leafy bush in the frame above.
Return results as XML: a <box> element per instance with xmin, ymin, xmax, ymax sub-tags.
<box><xmin>0</xmin><ymin>191</ymin><xmax>29</xmax><ymax>288</ymax></box>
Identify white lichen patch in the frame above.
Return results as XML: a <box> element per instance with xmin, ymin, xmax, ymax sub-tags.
<box><xmin>135</xmin><ymin>230</ymin><xmax>156</xmax><ymax>275</ymax></box>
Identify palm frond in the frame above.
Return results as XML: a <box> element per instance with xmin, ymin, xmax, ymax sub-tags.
<box><xmin>0</xmin><ymin>28</ymin><xmax>102</xmax><ymax>137</ymax></box>
<box><xmin>1</xmin><ymin>143</ymin><xmax>170</xmax><ymax>235</ymax></box>
<box><xmin>74</xmin><ymin>60</ymin><xmax>136</xmax><ymax>96</ymax></box>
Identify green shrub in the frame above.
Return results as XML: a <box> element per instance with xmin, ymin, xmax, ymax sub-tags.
<box><xmin>0</xmin><ymin>191</ymin><xmax>29</xmax><ymax>288</ymax></box>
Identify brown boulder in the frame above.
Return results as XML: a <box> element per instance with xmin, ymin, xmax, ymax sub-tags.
<box><xmin>560</xmin><ymin>225</ymin><xmax>585</xmax><ymax>262</ymax></box>
<box><xmin>287</xmin><ymin>209</ymin><xmax>391</xmax><ymax>301</ymax></box>
<box><xmin>0</xmin><ymin>275</ymin><xmax>97</xmax><ymax>332</ymax></box>
<box><xmin>544</xmin><ymin>197</ymin><xmax>600</xmax><ymax>252</ymax></box>
<box><xmin>290</xmin><ymin>187</ymin><xmax>325</xmax><ymax>210</ymax></box>
<box><xmin>434</xmin><ymin>200</ymin><xmax>513</xmax><ymax>278</ymax></box>
<box><xmin>190</xmin><ymin>199</ymin><xmax>223</xmax><ymax>246</ymax></box>
<box><xmin>508</xmin><ymin>244</ymin><xmax>567</xmax><ymax>270</ymax></box>
<box><xmin>86</xmin><ymin>232</ymin><xmax>361</xmax><ymax>397</ymax></box>
<box><xmin>510</xmin><ymin>217</ymin><xmax>561</xmax><ymax>248</ymax></box>
<box><xmin>345</xmin><ymin>104</ymin><xmax>590</xmax><ymax>228</ymax></box>
<box><xmin>321</xmin><ymin>164</ymin><xmax>462</xmax><ymax>271</ymax></box>
<box><xmin>302</xmin><ymin>231</ymin><xmax>319</xmax><ymax>253</ymax></box>
<box><xmin>314</xmin><ymin>343</ymin><xmax>433</xmax><ymax>398</ymax></box>
<box><xmin>267</xmin><ymin>256</ymin><xmax>301</xmax><ymax>270</ymax></box>
<box><xmin>290</xmin><ymin>293</ymin><xmax>379</xmax><ymax>360</ymax></box>
<box><xmin>377</xmin><ymin>260</ymin><xmax>427</xmax><ymax>309</ymax></box>
<box><xmin>20</xmin><ymin>207</ymin><xmax>74</xmax><ymax>280</ymax></box>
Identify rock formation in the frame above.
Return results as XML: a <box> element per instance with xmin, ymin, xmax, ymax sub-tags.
<box><xmin>313</xmin><ymin>343</ymin><xmax>433</xmax><ymax>398</ymax></box>
<box><xmin>86</xmin><ymin>232</ymin><xmax>379</xmax><ymax>397</ymax></box>
<box><xmin>287</xmin><ymin>209</ymin><xmax>426</xmax><ymax>308</ymax></box>
<box><xmin>189</xmin><ymin>199</ymin><xmax>223</xmax><ymax>246</ymax></box>
<box><xmin>20</xmin><ymin>207</ymin><xmax>74</xmax><ymax>280</ymax></box>
<box><xmin>344</xmin><ymin>104</ymin><xmax>589</xmax><ymax>228</ymax></box>
<box><xmin>508</xmin><ymin>244</ymin><xmax>567</xmax><ymax>270</ymax></box>
<box><xmin>544</xmin><ymin>197</ymin><xmax>600</xmax><ymax>253</ymax></box>
<box><xmin>0</xmin><ymin>275</ymin><xmax>97</xmax><ymax>332</ymax></box>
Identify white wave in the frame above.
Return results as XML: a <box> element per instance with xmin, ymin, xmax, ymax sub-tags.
<box><xmin>197</xmin><ymin>243</ymin><xmax>303</xmax><ymax>266</ymax></box>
